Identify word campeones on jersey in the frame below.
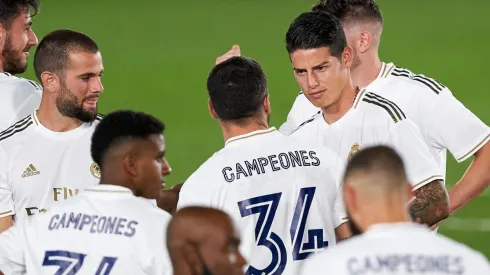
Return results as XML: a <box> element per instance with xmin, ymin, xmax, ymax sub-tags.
<box><xmin>178</xmin><ymin>128</ymin><xmax>346</xmax><ymax>275</ymax></box>
<box><xmin>290</xmin><ymin>88</ymin><xmax>442</xmax><ymax>191</ymax></box>
<box><xmin>0</xmin><ymin>112</ymin><xmax>102</xmax><ymax>222</ymax></box>
<box><xmin>301</xmin><ymin>223</ymin><xmax>490</xmax><ymax>274</ymax></box>
<box><xmin>0</xmin><ymin>72</ymin><xmax>42</xmax><ymax>131</ymax></box>
<box><xmin>280</xmin><ymin>63</ymin><xmax>490</xmax><ymax>181</ymax></box>
<box><xmin>0</xmin><ymin>185</ymin><xmax>172</xmax><ymax>275</ymax></box>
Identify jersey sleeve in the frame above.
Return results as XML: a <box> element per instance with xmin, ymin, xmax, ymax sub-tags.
<box><xmin>425</xmin><ymin>88</ymin><xmax>490</xmax><ymax>163</ymax></box>
<box><xmin>387</xmin><ymin>119</ymin><xmax>444</xmax><ymax>190</ymax></box>
<box><xmin>279</xmin><ymin>93</ymin><xmax>319</xmax><ymax>136</ymax></box>
<box><xmin>331</xmin><ymin>158</ymin><xmax>348</xmax><ymax>227</ymax></box>
<box><xmin>0</xmin><ymin>222</ymin><xmax>26</xmax><ymax>274</ymax></box>
<box><xmin>0</xmin><ymin>146</ymin><xmax>15</xmax><ymax>218</ymax></box>
<box><xmin>176</xmin><ymin>167</ymin><xmax>223</xmax><ymax>210</ymax></box>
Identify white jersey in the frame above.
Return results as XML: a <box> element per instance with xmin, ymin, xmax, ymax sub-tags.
<box><xmin>0</xmin><ymin>72</ymin><xmax>42</xmax><ymax>131</ymax></box>
<box><xmin>178</xmin><ymin>128</ymin><xmax>347</xmax><ymax>275</ymax></box>
<box><xmin>290</xmin><ymin>89</ymin><xmax>443</xmax><ymax>191</ymax></box>
<box><xmin>0</xmin><ymin>184</ymin><xmax>172</xmax><ymax>275</ymax></box>
<box><xmin>301</xmin><ymin>222</ymin><xmax>490</xmax><ymax>274</ymax></box>
<box><xmin>280</xmin><ymin>63</ymin><xmax>490</xmax><ymax>180</ymax></box>
<box><xmin>0</xmin><ymin>111</ymin><xmax>101</xmax><ymax>223</ymax></box>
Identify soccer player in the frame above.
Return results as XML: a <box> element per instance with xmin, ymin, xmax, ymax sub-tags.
<box><xmin>0</xmin><ymin>0</ymin><xmax>42</xmax><ymax>131</ymax></box>
<box><xmin>0</xmin><ymin>110</ymin><xmax>173</xmax><ymax>275</ymax></box>
<box><xmin>0</xmin><ymin>29</ymin><xmax>105</xmax><ymax>232</ymax></box>
<box><xmin>281</xmin><ymin>0</ymin><xmax>490</xmax><ymax>220</ymax></box>
<box><xmin>167</xmin><ymin>206</ymin><xmax>246</xmax><ymax>275</ymax></box>
<box><xmin>301</xmin><ymin>146</ymin><xmax>490</xmax><ymax>274</ymax></box>
<box><xmin>178</xmin><ymin>56</ymin><xmax>351</xmax><ymax>275</ymax></box>
<box><xmin>285</xmin><ymin>12</ymin><xmax>449</xmax><ymax>228</ymax></box>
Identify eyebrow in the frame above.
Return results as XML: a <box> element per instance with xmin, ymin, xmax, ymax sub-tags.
<box><xmin>77</xmin><ymin>70</ymin><xmax>104</xmax><ymax>78</ymax></box>
<box><xmin>293</xmin><ymin>61</ymin><xmax>329</xmax><ymax>71</ymax></box>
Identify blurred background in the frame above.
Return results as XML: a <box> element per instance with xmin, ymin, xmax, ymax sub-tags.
<box><xmin>22</xmin><ymin>0</ymin><xmax>490</xmax><ymax>256</ymax></box>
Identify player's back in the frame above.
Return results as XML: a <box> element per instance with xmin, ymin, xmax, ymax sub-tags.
<box><xmin>178</xmin><ymin>128</ymin><xmax>346</xmax><ymax>275</ymax></box>
<box><xmin>0</xmin><ymin>72</ymin><xmax>42</xmax><ymax>131</ymax></box>
<box><xmin>3</xmin><ymin>184</ymin><xmax>172</xmax><ymax>275</ymax></box>
<box><xmin>302</xmin><ymin>223</ymin><xmax>490</xmax><ymax>274</ymax></box>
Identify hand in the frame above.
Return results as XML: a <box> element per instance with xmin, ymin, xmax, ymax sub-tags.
<box><xmin>216</xmin><ymin>45</ymin><xmax>241</xmax><ymax>65</ymax></box>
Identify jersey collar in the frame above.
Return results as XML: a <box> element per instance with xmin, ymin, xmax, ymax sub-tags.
<box><xmin>225</xmin><ymin>127</ymin><xmax>277</xmax><ymax>146</ymax></box>
<box><xmin>32</xmin><ymin>111</ymin><xmax>92</xmax><ymax>140</ymax></box>
<box><xmin>365</xmin><ymin>222</ymin><xmax>429</xmax><ymax>236</ymax></box>
<box><xmin>84</xmin><ymin>184</ymin><xmax>133</xmax><ymax>194</ymax></box>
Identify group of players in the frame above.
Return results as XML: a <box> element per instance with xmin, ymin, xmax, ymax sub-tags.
<box><xmin>0</xmin><ymin>0</ymin><xmax>489</xmax><ymax>274</ymax></box>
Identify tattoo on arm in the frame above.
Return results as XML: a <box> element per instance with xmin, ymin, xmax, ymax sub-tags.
<box><xmin>409</xmin><ymin>180</ymin><xmax>449</xmax><ymax>227</ymax></box>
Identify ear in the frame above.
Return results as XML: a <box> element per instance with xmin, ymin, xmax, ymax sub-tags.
<box><xmin>343</xmin><ymin>182</ymin><xmax>357</xmax><ymax>214</ymax></box>
<box><xmin>341</xmin><ymin>46</ymin><xmax>353</xmax><ymax>69</ymax></box>
<box><xmin>358</xmin><ymin>31</ymin><xmax>372</xmax><ymax>54</ymax></box>
<box><xmin>123</xmin><ymin>153</ymin><xmax>139</xmax><ymax>177</ymax></box>
<box><xmin>41</xmin><ymin>72</ymin><xmax>60</xmax><ymax>94</ymax></box>
<box><xmin>263</xmin><ymin>94</ymin><xmax>271</xmax><ymax>115</ymax></box>
<box><xmin>0</xmin><ymin>24</ymin><xmax>5</xmax><ymax>46</ymax></box>
<box><xmin>208</xmin><ymin>99</ymin><xmax>218</xmax><ymax>119</ymax></box>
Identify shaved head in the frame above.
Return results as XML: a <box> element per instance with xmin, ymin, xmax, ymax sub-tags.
<box><xmin>167</xmin><ymin>207</ymin><xmax>245</xmax><ymax>275</ymax></box>
<box><xmin>343</xmin><ymin>146</ymin><xmax>413</xmax><ymax>233</ymax></box>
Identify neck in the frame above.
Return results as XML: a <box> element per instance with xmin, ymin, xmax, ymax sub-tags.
<box><xmin>359</xmin><ymin>202</ymin><xmax>411</xmax><ymax>232</ymax></box>
<box><xmin>351</xmin><ymin>51</ymin><xmax>383</xmax><ymax>88</ymax></box>
<box><xmin>36</xmin><ymin>97</ymin><xmax>83</xmax><ymax>132</ymax></box>
<box><xmin>322</xmin><ymin>80</ymin><xmax>358</xmax><ymax>125</ymax></box>
<box><xmin>221</xmin><ymin>119</ymin><xmax>268</xmax><ymax>144</ymax></box>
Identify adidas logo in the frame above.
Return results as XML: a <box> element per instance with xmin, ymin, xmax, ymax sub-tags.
<box><xmin>22</xmin><ymin>164</ymin><xmax>40</xmax><ymax>178</ymax></box>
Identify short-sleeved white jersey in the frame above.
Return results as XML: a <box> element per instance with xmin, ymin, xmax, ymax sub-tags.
<box><xmin>178</xmin><ymin>128</ymin><xmax>347</xmax><ymax>275</ymax></box>
<box><xmin>301</xmin><ymin>222</ymin><xmax>490</xmax><ymax>274</ymax></box>
<box><xmin>0</xmin><ymin>184</ymin><xmax>172</xmax><ymax>275</ymax></box>
<box><xmin>0</xmin><ymin>72</ymin><xmax>42</xmax><ymax>131</ymax></box>
<box><xmin>0</xmin><ymin>111</ymin><xmax>101</xmax><ymax>222</ymax></box>
<box><xmin>280</xmin><ymin>63</ymin><xmax>490</xmax><ymax>180</ymax></box>
<box><xmin>290</xmin><ymin>89</ymin><xmax>443</xmax><ymax>190</ymax></box>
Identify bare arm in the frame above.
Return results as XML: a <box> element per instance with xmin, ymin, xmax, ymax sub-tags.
<box><xmin>0</xmin><ymin>216</ymin><xmax>13</xmax><ymax>233</ymax></box>
<box><xmin>409</xmin><ymin>180</ymin><xmax>449</xmax><ymax>227</ymax></box>
<box><xmin>448</xmin><ymin>142</ymin><xmax>490</xmax><ymax>215</ymax></box>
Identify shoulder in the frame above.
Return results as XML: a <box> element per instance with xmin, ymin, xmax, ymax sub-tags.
<box><xmin>356</xmin><ymin>89</ymin><xmax>407</xmax><ymax>124</ymax></box>
<box><xmin>0</xmin><ymin>73</ymin><xmax>42</xmax><ymax>93</ymax></box>
<box><xmin>386</xmin><ymin>65</ymin><xmax>447</xmax><ymax>96</ymax></box>
<box><xmin>0</xmin><ymin>114</ymin><xmax>35</xmax><ymax>144</ymax></box>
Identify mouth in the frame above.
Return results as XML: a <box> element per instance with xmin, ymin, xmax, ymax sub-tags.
<box><xmin>308</xmin><ymin>89</ymin><xmax>326</xmax><ymax>100</ymax></box>
<box><xmin>83</xmin><ymin>96</ymin><xmax>99</xmax><ymax>107</ymax></box>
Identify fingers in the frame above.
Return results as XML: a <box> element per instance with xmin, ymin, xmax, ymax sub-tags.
<box><xmin>216</xmin><ymin>45</ymin><xmax>241</xmax><ymax>65</ymax></box>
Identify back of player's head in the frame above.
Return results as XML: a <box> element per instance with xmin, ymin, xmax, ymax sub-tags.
<box><xmin>207</xmin><ymin>56</ymin><xmax>268</xmax><ymax>123</ymax></box>
<box><xmin>344</xmin><ymin>145</ymin><xmax>408</xmax><ymax>193</ymax></box>
<box><xmin>33</xmin><ymin>29</ymin><xmax>99</xmax><ymax>82</ymax></box>
<box><xmin>286</xmin><ymin>11</ymin><xmax>346</xmax><ymax>59</ymax></box>
<box><xmin>312</xmin><ymin>0</ymin><xmax>383</xmax><ymax>26</ymax></box>
<box><xmin>91</xmin><ymin>110</ymin><xmax>165</xmax><ymax>169</ymax></box>
<box><xmin>0</xmin><ymin>0</ymin><xmax>39</xmax><ymax>28</ymax></box>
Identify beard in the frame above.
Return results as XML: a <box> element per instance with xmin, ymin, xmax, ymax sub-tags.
<box><xmin>350</xmin><ymin>47</ymin><xmax>362</xmax><ymax>72</ymax></box>
<box><xmin>346</xmin><ymin>212</ymin><xmax>363</xmax><ymax>236</ymax></box>
<box><xmin>2</xmin><ymin>33</ymin><xmax>28</xmax><ymax>74</ymax></box>
<box><xmin>56</xmin><ymin>80</ymin><xmax>98</xmax><ymax>123</ymax></box>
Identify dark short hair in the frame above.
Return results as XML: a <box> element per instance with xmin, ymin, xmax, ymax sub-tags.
<box><xmin>312</xmin><ymin>0</ymin><xmax>383</xmax><ymax>26</ymax></box>
<box><xmin>206</xmin><ymin>56</ymin><xmax>267</xmax><ymax>122</ymax></box>
<box><xmin>33</xmin><ymin>29</ymin><xmax>99</xmax><ymax>83</ymax></box>
<box><xmin>91</xmin><ymin>110</ymin><xmax>165</xmax><ymax>168</ymax></box>
<box><xmin>344</xmin><ymin>145</ymin><xmax>407</xmax><ymax>184</ymax></box>
<box><xmin>0</xmin><ymin>0</ymin><xmax>39</xmax><ymax>28</ymax></box>
<box><xmin>286</xmin><ymin>11</ymin><xmax>346</xmax><ymax>59</ymax></box>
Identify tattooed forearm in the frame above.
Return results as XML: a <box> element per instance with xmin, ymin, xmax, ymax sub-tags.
<box><xmin>409</xmin><ymin>180</ymin><xmax>449</xmax><ymax>226</ymax></box>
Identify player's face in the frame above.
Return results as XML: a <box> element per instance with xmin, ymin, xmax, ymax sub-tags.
<box><xmin>0</xmin><ymin>7</ymin><xmax>38</xmax><ymax>74</ymax></box>
<box><xmin>136</xmin><ymin>134</ymin><xmax>165</xmax><ymax>200</ymax></box>
<box><xmin>202</xmin><ymin>223</ymin><xmax>246</xmax><ymax>275</ymax></box>
<box><xmin>289</xmin><ymin>46</ymin><xmax>351</xmax><ymax>109</ymax></box>
<box><xmin>56</xmin><ymin>51</ymin><xmax>104</xmax><ymax>122</ymax></box>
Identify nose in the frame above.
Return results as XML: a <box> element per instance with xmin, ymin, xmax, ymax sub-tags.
<box><xmin>28</xmin><ymin>29</ymin><xmax>38</xmax><ymax>46</ymax></box>
<box><xmin>162</xmin><ymin>158</ymin><xmax>172</xmax><ymax>176</ymax></box>
<box><xmin>91</xmin><ymin>77</ymin><xmax>104</xmax><ymax>93</ymax></box>
<box><xmin>307</xmin><ymin>72</ymin><xmax>319</xmax><ymax>89</ymax></box>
